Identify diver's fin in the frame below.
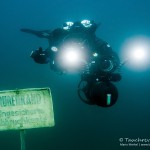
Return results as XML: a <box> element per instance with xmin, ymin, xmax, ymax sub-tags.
<box><xmin>20</xmin><ymin>28</ymin><xmax>52</xmax><ymax>39</ymax></box>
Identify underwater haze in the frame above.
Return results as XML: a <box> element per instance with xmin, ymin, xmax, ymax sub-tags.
<box><xmin>0</xmin><ymin>0</ymin><xmax>150</xmax><ymax>150</ymax></box>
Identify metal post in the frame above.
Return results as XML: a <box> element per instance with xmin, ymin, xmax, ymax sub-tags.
<box><xmin>20</xmin><ymin>130</ymin><xmax>26</xmax><ymax>150</ymax></box>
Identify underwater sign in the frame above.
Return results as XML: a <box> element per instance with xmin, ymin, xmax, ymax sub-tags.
<box><xmin>0</xmin><ymin>88</ymin><xmax>55</xmax><ymax>131</ymax></box>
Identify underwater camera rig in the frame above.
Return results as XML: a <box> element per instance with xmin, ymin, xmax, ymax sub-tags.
<box><xmin>21</xmin><ymin>20</ymin><xmax>122</xmax><ymax>108</ymax></box>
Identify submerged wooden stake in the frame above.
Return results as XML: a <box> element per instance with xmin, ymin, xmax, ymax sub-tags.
<box><xmin>20</xmin><ymin>130</ymin><xmax>26</xmax><ymax>150</ymax></box>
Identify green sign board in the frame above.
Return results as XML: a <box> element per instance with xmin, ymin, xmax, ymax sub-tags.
<box><xmin>0</xmin><ymin>88</ymin><xmax>55</xmax><ymax>131</ymax></box>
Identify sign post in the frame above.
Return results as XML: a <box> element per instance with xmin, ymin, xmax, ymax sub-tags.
<box><xmin>0</xmin><ymin>88</ymin><xmax>55</xmax><ymax>150</ymax></box>
<box><xmin>20</xmin><ymin>130</ymin><xmax>26</xmax><ymax>150</ymax></box>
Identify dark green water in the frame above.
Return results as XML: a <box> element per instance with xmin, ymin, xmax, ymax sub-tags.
<box><xmin>0</xmin><ymin>0</ymin><xmax>150</xmax><ymax>149</ymax></box>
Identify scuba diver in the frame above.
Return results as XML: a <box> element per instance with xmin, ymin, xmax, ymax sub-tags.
<box><xmin>21</xmin><ymin>20</ymin><xmax>122</xmax><ymax>107</ymax></box>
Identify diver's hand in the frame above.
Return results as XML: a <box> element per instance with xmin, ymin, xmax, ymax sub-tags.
<box><xmin>30</xmin><ymin>47</ymin><xmax>49</xmax><ymax>64</ymax></box>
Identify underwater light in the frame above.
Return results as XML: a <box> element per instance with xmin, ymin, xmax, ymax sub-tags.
<box><xmin>130</xmin><ymin>46</ymin><xmax>147</xmax><ymax>62</ymax></box>
<box><xmin>93</xmin><ymin>52</ymin><xmax>98</xmax><ymax>57</ymax></box>
<box><xmin>62</xmin><ymin>21</ymin><xmax>74</xmax><ymax>30</ymax></box>
<box><xmin>63</xmin><ymin>48</ymin><xmax>80</xmax><ymax>64</ymax></box>
<box><xmin>121</xmin><ymin>36</ymin><xmax>150</xmax><ymax>71</ymax></box>
<box><xmin>81</xmin><ymin>20</ymin><xmax>92</xmax><ymax>28</ymax></box>
<box><xmin>58</xmin><ymin>43</ymin><xmax>86</xmax><ymax>71</ymax></box>
<box><xmin>51</xmin><ymin>46</ymin><xmax>58</xmax><ymax>52</ymax></box>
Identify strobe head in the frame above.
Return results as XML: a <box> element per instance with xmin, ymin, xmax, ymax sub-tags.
<box><xmin>78</xmin><ymin>80</ymin><xmax>118</xmax><ymax>107</ymax></box>
<box><xmin>50</xmin><ymin>32</ymin><xmax>92</xmax><ymax>73</ymax></box>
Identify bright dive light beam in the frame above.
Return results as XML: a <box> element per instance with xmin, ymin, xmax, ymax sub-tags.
<box><xmin>64</xmin><ymin>48</ymin><xmax>80</xmax><ymax>64</ymax></box>
<box><xmin>58</xmin><ymin>44</ymin><xmax>87</xmax><ymax>71</ymax></box>
<box><xmin>121</xmin><ymin>36</ymin><xmax>150</xmax><ymax>71</ymax></box>
<box><xmin>130</xmin><ymin>45</ymin><xmax>148</xmax><ymax>61</ymax></box>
